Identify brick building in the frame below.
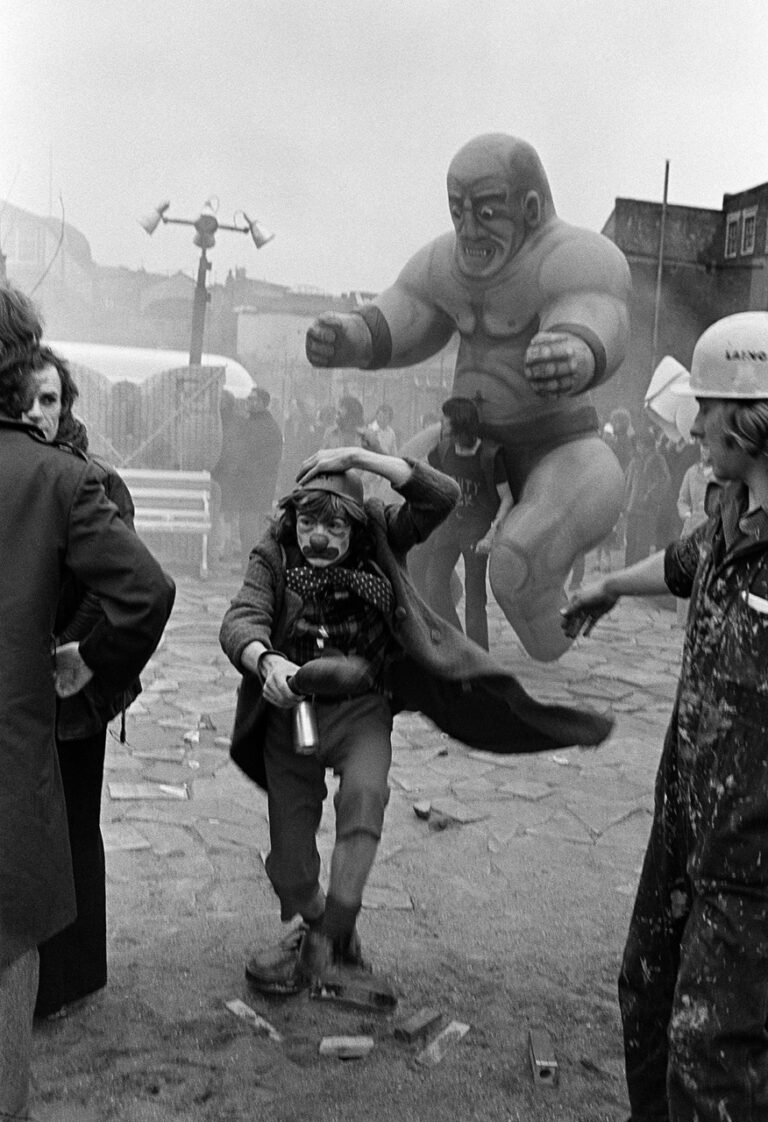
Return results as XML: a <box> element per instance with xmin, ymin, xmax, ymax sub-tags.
<box><xmin>599</xmin><ymin>179</ymin><xmax>768</xmax><ymax>420</ymax></box>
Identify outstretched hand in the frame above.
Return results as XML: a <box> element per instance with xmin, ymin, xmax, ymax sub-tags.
<box><xmin>524</xmin><ymin>331</ymin><xmax>595</xmax><ymax>397</ymax></box>
<box><xmin>560</xmin><ymin>581</ymin><xmax>619</xmax><ymax>639</ymax></box>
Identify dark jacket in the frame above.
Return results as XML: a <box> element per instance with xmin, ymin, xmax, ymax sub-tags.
<box><xmin>427</xmin><ymin>435</ymin><xmax>502</xmax><ymax>516</ymax></box>
<box><xmin>0</xmin><ymin>419</ymin><xmax>175</xmax><ymax>965</ymax></box>
<box><xmin>232</xmin><ymin>407</ymin><xmax>283</xmax><ymax>510</ymax></box>
<box><xmin>55</xmin><ymin>455</ymin><xmax>142</xmax><ymax>740</ymax></box>
<box><xmin>220</xmin><ymin>460</ymin><xmax>612</xmax><ymax>790</ymax></box>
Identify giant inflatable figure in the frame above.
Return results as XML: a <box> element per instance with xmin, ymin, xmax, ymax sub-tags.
<box><xmin>306</xmin><ymin>134</ymin><xmax>632</xmax><ymax>660</ymax></box>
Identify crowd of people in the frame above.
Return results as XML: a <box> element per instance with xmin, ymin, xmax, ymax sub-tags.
<box><xmin>5</xmin><ymin>253</ymin><xmax>768</xmax><ymax>1122</ymax></box>
<box><xmin>210</xmin><ymin>390</ymin><xmax>409</xmax><ymax>570</ymax></box>
<box><xmin>568</xmin><ymin>408</ymin><xmax>704</xmax><ymax>595</ymax></box>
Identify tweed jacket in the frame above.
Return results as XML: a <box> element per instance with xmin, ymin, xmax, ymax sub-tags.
<box><xmin>0</xmin><ymin>419</ymin><xmax>175</xmax><ymax>964</ymax></box>
<box><xmin>221</xmin><ymin>460</ymin><xmax>612</xmax><ymax>790</ymax></box>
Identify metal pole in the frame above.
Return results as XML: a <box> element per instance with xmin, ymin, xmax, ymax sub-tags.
<box><xmin>189</xmin><ymin>247</ymin><xmax>210</xmax><ymax>366</ymax></box>
<box><xmin>651</xmin><ymin>159</ymin><xmax>670</xmax><ymax>375</ymax></box>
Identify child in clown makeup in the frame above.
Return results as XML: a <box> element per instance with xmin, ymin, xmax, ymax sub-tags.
<box><xmin>220</xmin><ymin>444</ymin><xmax>613</xmax><ymax>1001</ymax></box>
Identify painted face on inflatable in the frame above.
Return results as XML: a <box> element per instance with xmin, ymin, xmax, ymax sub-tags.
<box><xmin>447</xmin><ymin>134</ymin><xmax>553</xmax><ymax>281</ymax></box>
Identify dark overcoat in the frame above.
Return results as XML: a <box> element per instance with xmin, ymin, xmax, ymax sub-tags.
<box><xmin>54</xmin><ymin>455</ymin><xmax>142</xmax><ymax>740</ymax></box>
<box><xmin>0</xmin><ymin>419</ymin><xmax>175</xmax><ymax>966</ymax></box>
<box><xmin>220</xmin><ymin>460</ymin><xmax>612</xmax><ymax>790</ymax></box>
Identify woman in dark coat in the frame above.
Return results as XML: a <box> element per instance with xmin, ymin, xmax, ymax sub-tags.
<box><xmin>0</xmin><ymin>302</ymin><xmax>174</xmax><ymax>1119</ymax></box>
<box><xmin>22</xmin><ymin>349</ymin><xmax>144</xmax><ymax>1018</ymax></box>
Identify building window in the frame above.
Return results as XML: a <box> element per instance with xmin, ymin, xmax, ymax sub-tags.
<box><xmin>725</xmin><ymin>213</ymin><xmax>740</xmax><ymax>259</ymax></box>
<box><xmin>741</xmin><ymin>207</ymin><xmax>757</xmax><ymax>256</ymax></box>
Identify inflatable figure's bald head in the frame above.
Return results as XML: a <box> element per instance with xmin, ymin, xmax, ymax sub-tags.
<box><xmin>447</xmin><ymin>134</ymin><xmax>556</xmax><ymax>280</ymax></box>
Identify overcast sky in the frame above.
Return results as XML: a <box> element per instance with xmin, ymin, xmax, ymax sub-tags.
<box><xmin>2</xmin><ymin>0</ymin><xmax>768</xmax><ymax>295</ymax></box>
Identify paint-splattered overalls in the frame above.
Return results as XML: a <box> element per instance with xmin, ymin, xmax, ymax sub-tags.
<box><xmin>620</xmin><ymin>482</ymin><xmax>768</xmax><ymax>1121</ymax></box>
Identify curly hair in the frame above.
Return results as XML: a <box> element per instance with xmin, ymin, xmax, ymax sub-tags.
<box><xmin>0</xmin><ymin>340</ymin><xmax>79</xmax><ymax>426</ymax></box>
<box><xmin>0</xmin><ymin>285</ymin><xmax>44</xmax><ymax>418</ymax></box>
<box><xmin>723</xmin><ymin>401</ymin><xmax>768</xmax><ymax>458</ymax></box>
<box><xmin>38</xmin><ymin>347</ymin><xmax>79</xmax><ymax>422</ymax></box>
<box><xmin>0</xmin><ymin>284</ymin><xmax>42</xmax><ymax>352</ymax></box>
<box><xmin>56</xmin><ymin>413</ymin><xmax>89</xmax><ymax>452</ymax></box>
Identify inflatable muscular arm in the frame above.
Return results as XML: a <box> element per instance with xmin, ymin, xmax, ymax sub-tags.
<box><xmin>525</xmin><ymin>226</ymin><xmax>631</xmax><ymax>398</ymax></box>
<box><xmin>306</xmin><ymin>241</ymin><xmax>455</xmax><ymax>371</ymax></box>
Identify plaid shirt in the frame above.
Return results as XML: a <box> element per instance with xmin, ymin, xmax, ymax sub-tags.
<box><xmin>283</xmin><ymin>556</ymin><xmax>395</xmax><ymax>690</ymax></box>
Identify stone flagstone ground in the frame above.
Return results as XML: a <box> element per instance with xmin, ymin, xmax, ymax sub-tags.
<box><xmin>33</xmin><ymin>560</ymin><xmax>684</xmax><ymax>1122</ymax></box>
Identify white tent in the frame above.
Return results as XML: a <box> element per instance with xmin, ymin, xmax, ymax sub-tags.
<box><xmin>50</xmin><ymin>342</ymin><xmax>254</xmax><ymax>399</ymax></box>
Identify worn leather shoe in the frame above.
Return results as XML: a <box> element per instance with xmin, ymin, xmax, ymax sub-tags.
<box><xmin>245</xmin><ymin>924</ymin><xmax>308</xmax><ymax>996</ymax></box>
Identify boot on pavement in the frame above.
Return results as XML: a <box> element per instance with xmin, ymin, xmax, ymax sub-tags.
<box><xmin>245</xmin><ymin>923</ymin><xmax>309</xmax><ymax>996</ymax></box>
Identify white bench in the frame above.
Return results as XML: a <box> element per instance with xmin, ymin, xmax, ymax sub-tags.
<box><xmin>120</xmin><ymin>469</ymin><xmax>212</xmax><ymax>579</ymax></box>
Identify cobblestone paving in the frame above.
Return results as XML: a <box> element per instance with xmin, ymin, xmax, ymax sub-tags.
<box><xmin>32</xmin><ymin>559</ymin><xmax>686</xmax><ymax>1122</ymax></box>
<box><xmin>98</xmin><ymin>568</ymin><xmax>681</xmax><ymax>917</ymax></box>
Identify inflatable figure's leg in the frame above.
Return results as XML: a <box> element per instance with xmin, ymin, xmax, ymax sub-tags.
<box><xmin>489</xmin><ymin>436</ymin><xmax>624</xmax><ymax>661</ymax></box>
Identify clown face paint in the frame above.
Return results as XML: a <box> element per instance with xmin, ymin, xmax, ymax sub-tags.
<box><xmin>296</xmin><ymin>513</ymin><xmax>352</xmax><ymax>567</ymax></box>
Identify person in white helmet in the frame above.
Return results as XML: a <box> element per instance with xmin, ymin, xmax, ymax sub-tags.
<box><xmin>562</xmin><ymin>311</ymin><xmax>768</xmax><ymax>1121</ymax></box>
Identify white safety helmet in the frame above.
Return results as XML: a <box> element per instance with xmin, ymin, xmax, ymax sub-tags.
<box><xmin>688</xmin><ymin>312</ymin><xmax>768</xmax><ymax>399</ymax></box>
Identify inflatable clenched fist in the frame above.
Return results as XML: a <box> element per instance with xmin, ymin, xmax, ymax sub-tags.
<box><xmin>306</xmin><ymin>134</ymin><xmax>632</xmax><ymax>661</ymax></box>
<box><xmin>305</xmin><ymin>313</ymin><xmax>373</xmax><ymax>369</ymax></box>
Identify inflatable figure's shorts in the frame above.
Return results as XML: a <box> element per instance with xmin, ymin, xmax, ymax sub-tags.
<box><xmin>481</xmin><ymin>404</ymin><xmax>599</xmax><ymax>498</ymax></box>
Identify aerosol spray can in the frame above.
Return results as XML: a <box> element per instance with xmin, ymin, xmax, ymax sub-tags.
<box><xmin>292</xmin><ymin>698</ymin><xmax>320</xmax><ymax>755</ymax></box>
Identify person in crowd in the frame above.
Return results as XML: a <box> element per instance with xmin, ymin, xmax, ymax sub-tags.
<box><xmin>608</xmin><ymin>407</ymin><xmax>635</xmax><ymax>472</ymax></box>
<box><xmin>306</xmin><ymin>133</ymin><xmax>631</xmax><ymax>661</ymax></box>
<box><xmin>366</xmin><ymin>402</ymin><xmax>398</xmax><ymax>456</ymax></box>
<box><xmin>0</xmin><ymin>284</ymin><xmax>175</xmax><ymax>1121</ymax></box>
<box><xmin>424</xmin><ymin>397</ymin><xmax>513</xmax><ymax>650</ymax></box>
<box><xmin>323</xmin><ymin>394</ymin><xmax>384</xmax><ymax>496</ymax></box>
<box><xmin>323</xmin><ymin>395</ymin><xmax>379</xmax><ymax>452</ymax></box>
<box><xmin>592</xmin><ymin>415</ymin><xmax>633</xmax><ymax>576</ymax></box>
<box><xmin>676</xmin><ymin>439</ymin><xmax>715</xmax><ymax>537</ymax></box>
<box><xmin>362</xmin><ymin>402</ymin><xmax>399</xmax><ymax>500</ymax></box>
<box><xmin>277</xmin><ymin>396</ymin><xmax>315</xmax><ymax>497</ymax></box>
<box><xmin>562</xmin><ymin>311</ymin><xmax>768</xmax><ymax>1122</ymax></box>
<box><xmin>210</xmin><ymin>389</ymin><xmax>243</xmax><ymax>565</ymax></box>
<box><xmin>220</xmin><ymin>444</ymin><xmax>612</xmax><ymax>1005</ymax></box>
<box><xmin>584</xmin><ymin>407</ymin><xmax>634</xmax><ymax>577</ymax></box>
<box><xmin>308</xmin><ymin>403</ymin><xmax>338</xmax><ymax>454</ymax></box>
<box><xmin>234</xmin><ymin>386</ymin><xmax>283</xmax><ymax>567</ymax></box>
<box><xmin>673</xmin><ymin>440</ymin><xmax>721</xmax><ymax>627</ymax></box>
<box><xmin>20</xmin><ymin>349</ymin><xmax>144</xmax><ymax>1021</ymax></box>
<box><xmin>654</xmin><ymin>430</ymin><xmax>700</xmax><ymax>550</ymax></box>
<box><xmin>623</xmin><ymin>425</ymin><xmax>670</xmax><ymax>566</ymax></box>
